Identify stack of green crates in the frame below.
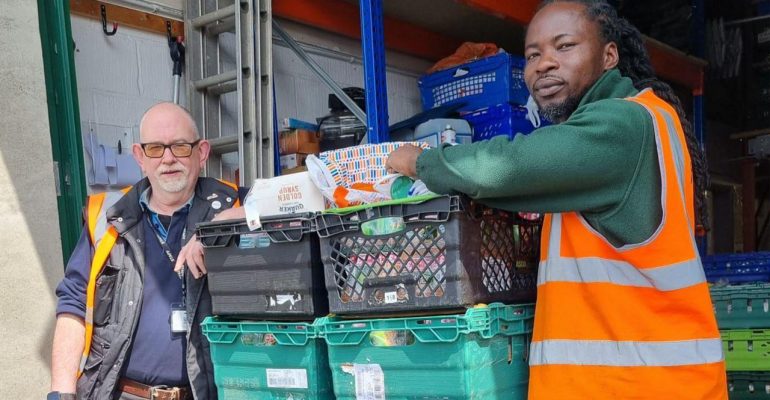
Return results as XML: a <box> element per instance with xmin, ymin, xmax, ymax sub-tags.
<box><xmin>202</xmin><ymin>303</ymin><xmax>533</xmax><ymax>400</ymax></box>
<box><xmin>713</xmin><ymin>283</ymin><xmax>770</xmax><ymax>399</ymax></box>
<box><xmin>316</xmin><ymin>302</ymin><xmax>533</xmax><ymax>400</ymax></box>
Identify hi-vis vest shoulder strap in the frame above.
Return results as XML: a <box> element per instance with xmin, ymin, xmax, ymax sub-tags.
<box><xmin>528</xmin><ymin>90</ymin><xmax>727</xmax><ymax>400</ymax></box>
<box><xmin>78</xmin><ymin>180</ymin><xmax>239</xmax><ymax>375</ymax></box>
<box><xmin>79</xmin><ymin>187</ymin><xmax>131</xmax><ymax>376</ymax></box>
<box><xmin>216</xmin><ymin>179</ymin><xmax>240</xmax><ymax>207</ymax></box>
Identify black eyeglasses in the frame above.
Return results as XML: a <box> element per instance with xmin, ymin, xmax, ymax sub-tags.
<box><xmin>140</xmin><ymin>140</ymin><xmax>201</xmax><ymax>158</ymax></box>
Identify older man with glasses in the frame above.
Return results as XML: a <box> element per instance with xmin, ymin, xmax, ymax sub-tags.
<box><xmin>49</xmin><ymin>102</ymin><xmax>245</xmax><ymax>400</ymax></box>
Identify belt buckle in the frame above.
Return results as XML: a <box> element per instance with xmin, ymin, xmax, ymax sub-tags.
<box><xmin>150</xmin><ymin>385</ymin><xmax>181</xmax><ymax>400</ymax></box>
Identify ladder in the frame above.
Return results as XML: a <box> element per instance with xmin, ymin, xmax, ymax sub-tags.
<box><xmin>185</xmin><ymin>0</ymin><xmax>274</xmax><ymax>185</ymax></box>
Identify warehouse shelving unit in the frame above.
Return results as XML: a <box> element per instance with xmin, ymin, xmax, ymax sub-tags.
<box><xmin>274</xmin><ymin>0</ymin><xmax>708</xmax><ymax>147</ymax></box>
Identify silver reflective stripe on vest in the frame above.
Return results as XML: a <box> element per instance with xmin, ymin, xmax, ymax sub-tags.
<box><xmin>93</xmin><ymin>191</ymin><xmax>125</xmax><ymax>245</ymax></box>
<box><xmin>539</xmin><ymin>214</ymin><xmax>705</xmax><ymax>291</ymax></box>
<box><xmin>537</xmin><ymin>256</ymin><xmax>706</xmax><ymax>291</ymax></box>
<box><xmin>529</xmin><ymin>338</ymin><xmax>724</xmax><ymax>367</ymax></box>
<box><xmin>658</xmin><ymin>108</ymin><xmax>687</xmax><ymax>199</ymax></box>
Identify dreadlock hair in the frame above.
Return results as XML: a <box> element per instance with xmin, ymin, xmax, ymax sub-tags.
<box><xmin>536</xmin><ymin>0</ymin><xmax>710</xmax><ymax>229</ymax></box>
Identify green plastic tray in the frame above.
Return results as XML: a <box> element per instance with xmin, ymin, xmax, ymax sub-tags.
<box><xmin>201</xmin><ymin>317</ymin><xmax>334</xmax><ymax>400</ymax></box>
<box><xmin>723</xmin><ymin>329</ymin><xmax>770</xmax><ymax>371</ymax></box>
<box><xmin>728</xmin><ymin>372</ymin><xmax>770</xmax><ymax>399</ymax></box>
<box><xmin>316</xmin><ymin>303</ymin><xmax>534</xmax><ymax>400</ymax></box>
<box><xmin>712</xmin><ymin>284</ymin><xmax>770</xmax><ymax>329</ymax></box>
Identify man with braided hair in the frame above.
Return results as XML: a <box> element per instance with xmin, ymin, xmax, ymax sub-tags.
<box><xmin>387</xmin><ymin>1</ymin><xmax>727</xmax><ymax>398</ymax></box>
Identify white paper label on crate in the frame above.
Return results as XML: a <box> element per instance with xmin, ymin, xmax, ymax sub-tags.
<box><xmin>383</xmin><ymin>291</ymin><xmax>398</xmax><ymax>304</ymax></box>
<box><xmin>760</xmin><ymin>29</ymin><xmax>770</xmax><ymax>45</ymax></box>
<box><xmin>353</xmin><ymin>363</ymin><xmax>385</xmax><ymax>400</ymax></box>
<box><xmin>244</xmin><ymin>188</ymin><xmax>262</xmax><ymax>231</ymax></box>
<box><xmin>265</xmin><ymin>368</ymin><xmax>308</xmax><ymax>389</ymax></box>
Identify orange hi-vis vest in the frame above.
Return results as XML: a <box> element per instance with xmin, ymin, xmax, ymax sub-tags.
<box><xmin>78</xmin><ymin>180</ymin><xmax>239</xmax><ymax>376</ymax></box>
<box><xmin>528</xmin><ymin>90</ymin><xmax>727</xmax><ymax>400</ymax></box>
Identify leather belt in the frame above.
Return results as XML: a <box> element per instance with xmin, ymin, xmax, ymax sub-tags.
<box><xmin>117</xmin><ymin>378</ymin><xmax>190</xmax><ymax>400</ymax></box>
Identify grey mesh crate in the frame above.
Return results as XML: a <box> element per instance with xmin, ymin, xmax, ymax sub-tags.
<box><xmin>196</xmin><ymin>213</ymin><xmax>328</xmax><ymax>319</ymax></box>
<box><xmin>315</xmin><ymin>196</ymin><xmax>538</xmax><ymax>315</ymax></box>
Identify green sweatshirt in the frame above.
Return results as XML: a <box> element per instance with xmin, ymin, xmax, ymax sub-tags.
<box><xmin>416</xmin><ymin>69</ymin><xmax>662</xmax><ymax>247</ymax></box>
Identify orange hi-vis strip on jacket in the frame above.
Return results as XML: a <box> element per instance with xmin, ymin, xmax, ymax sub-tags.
<box><xmin>79</xmin><ymin>187</ymin><xmax>131</xmax><ymax>376</ymax></box>
<box><xmin>78</xmin><ymin>179</ymin><xmax>239</xmax><ymax>376</ymax></box>
<box><xmin>528</xmin><ymin>90</ymin><xmax>727</xmax><ymax>400</ymax></box>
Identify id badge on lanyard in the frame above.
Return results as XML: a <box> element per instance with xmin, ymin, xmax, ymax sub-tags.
<box><xmin>170</xmin><ymin>303</ymin><xmax>189</xmax><ymax>333</ymax></box>
<box><xmin>150</xmin><ymin>216</ymin><xmax>190</xmax><ymax>334</ymax></box>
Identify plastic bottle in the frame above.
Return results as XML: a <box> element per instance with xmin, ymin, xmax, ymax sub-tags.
<box><xmin>440</xmin><ymin>124</ymin><xmax>457</xmax><ymax>144</ymax></box>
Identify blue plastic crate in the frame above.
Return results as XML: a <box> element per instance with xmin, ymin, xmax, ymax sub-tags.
<box><xmin>703</xmin><ymin>252</ymin><xmax>770</xmax><ymax>284</ymax></box>
<box><xmin>759</xmin><ymin>0</ymin><xmax>770</xmax><ymax>16</ymax></box>
<box><xmin>419</xmin><ymin>52</ymin><xmax>528</xmax><ymax>111</ymax></box>
<box><xmin>463</xmin><ymin>103</ymin><xmax>540</xmax><ymax>141</ymax></box>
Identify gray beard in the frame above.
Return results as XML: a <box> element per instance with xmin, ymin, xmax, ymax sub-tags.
<box><xmin>538</xmin><ymin>93</ymin><xmax>583</xmax><ymax>124</ymax></box>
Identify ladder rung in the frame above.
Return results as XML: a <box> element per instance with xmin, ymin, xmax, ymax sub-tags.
<box><xmin>208</xmin><ymin>81</ymin><xmax>237</xmax><ymax>96</ymax></box>
<box><xmin>207</xmin><ymin>17</ymin><xmax>236</xmax><ymax>36</ymax></box>
<box><xmin>209</xmin><ymin>136</ymin><xmax>239</xmax><ymax>154</ymax></box>
<box><xmin>191</xmin><ymin>4</ymin><xmax>237</xmax><ymax>29</ymax></box>
<box><xmin>193</xmin><ymin>70</ymin><xmax>237</xmax><ymax>91</ymax></box>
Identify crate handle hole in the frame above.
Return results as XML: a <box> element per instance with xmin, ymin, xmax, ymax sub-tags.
<box><xmin>360</xmin><ymin>217</ymin><xmax>406</xmax><ymax>236</ymax></box>
<box><xmin>370</xmin><ymin>330</ymin><xmax>415</xmax><ymax>347</ymax></box>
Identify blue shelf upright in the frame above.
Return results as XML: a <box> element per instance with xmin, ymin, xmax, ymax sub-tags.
<box><xmin>360</xmin><ymin>0</ymin><xmax>389</xmax><ymax>143</ymax></box>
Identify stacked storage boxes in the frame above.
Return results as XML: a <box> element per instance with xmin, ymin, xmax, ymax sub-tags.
<box><xmin>315</xmin><ymin>195</ymin><xmax>538</xmax><ymax>399</ymax></box>
<box><xmin>197</xmin><ymin>214</ymin><xmax>334</xmax><ymax>399</ymax></box>
<box><xmin>279</xmin><ymin>119</ymin><xmax>321</xmax><ymax>175</ymax></box>
<box><xmin>196</xmin><ymin>195</ymin><xmax>540</xmax><ymax>398</ymax></box>
<box><xmin>704</xmin><ymin>252</ymin><xmax>770</xmax><ymax>399</ymax></box>
<box><xmin>418</xmin><ymin>52</ymin><xmax>541</xmax><ymax>142</ymax></box>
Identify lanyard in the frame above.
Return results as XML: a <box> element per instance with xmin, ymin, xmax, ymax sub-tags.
<box><xmin>147</xmin><ymin>215</ymin><xmax>187</xmax><ymax>306</ymax></box>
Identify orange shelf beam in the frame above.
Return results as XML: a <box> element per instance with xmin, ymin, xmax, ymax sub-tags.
<box><xmin>457</xmin><ymin>0</ymin><xmax>540</xmax><ymax>25</ymax></box>
<box><xmin>273</xmin><ymin>0</ymin><xmax>462</xmax><ymax>62</ymax></box>
<box><xmin>458</xmin><ymin>0</ymin><xmax>705</xmax><ymax>92</ymax></box>
<box><xmin>276</xmin><ymin>0</ymin><xmax>705</xmax><ymax>92</ymax></box>
<box><xmin>644</xmin><ymin>37</ymin><xmax>706</xmax><ymax>93</ymax></box>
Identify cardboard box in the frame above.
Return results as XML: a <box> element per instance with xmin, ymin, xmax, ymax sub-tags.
<box><xmin>245</xmin><ymin>171</ymin><xmax>325</xmax><ymax>218</ymax></box>
<box><xmin>280</xmin><ymin>153</ymin><xmax>309</xmax><ymax>170</ymax></box>
<box><xmin>281</xmin><ymin>166</ymin><xmax>308</xmax><ymax>175</ymax></box>
<box><xmin>279</xmin><ymin>129</ymin><xmax>320</xmax><ymax>155</ymax></box>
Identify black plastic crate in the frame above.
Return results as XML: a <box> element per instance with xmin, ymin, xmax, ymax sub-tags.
<box><xmin>315</xmin><ymin>196</ymin><xmax>539</xmax><ymax>315</ymax></box>
<box><xmin>196</xmin><ymin>214</ymin><xmax>328</xmax><ymax>319</ymax></box>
